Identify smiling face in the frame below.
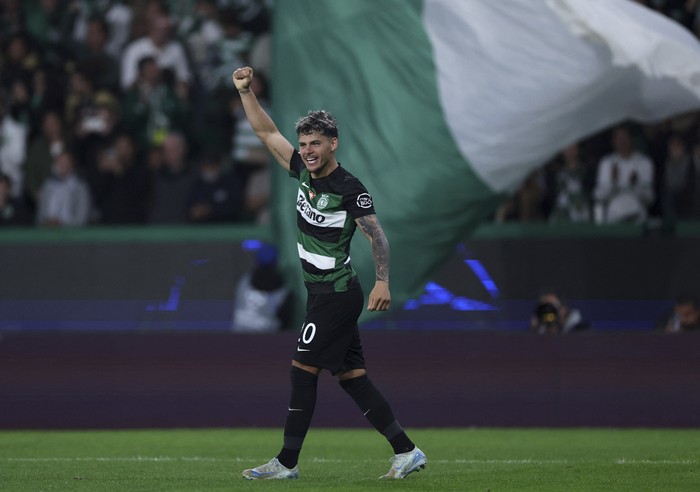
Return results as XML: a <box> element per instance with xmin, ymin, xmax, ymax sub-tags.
<box><xmin>298</xmin><ymin>132</ymin><xmax>338</xmax><ymax>178</ymax></box>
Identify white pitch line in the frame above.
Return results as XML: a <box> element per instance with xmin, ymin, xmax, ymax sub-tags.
<box><xmin>6</xmin><ymin>457</ymin><xmax>567</xmax><ymax>464</ymax></box>
<box><xmin>5</xmin><ymin>457</ymin><xmax>227</xmax><ymax>463</ymax></box>
<box><xmin>4</xmin><ymin>457</ymin><xmax>697</xmax><ymax>465</ymax></box>
<box><xmin>310</xmin><ymin>458</ymin><xmax>570</xmax><ymax>464</ymax></box>
<box><xmin>615</xmin><ymin>458</ymin><xmax>697</xmax><ymax>465</ymax></box>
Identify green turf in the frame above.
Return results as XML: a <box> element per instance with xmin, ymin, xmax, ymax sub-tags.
<box><xmin>1</xmin><ymin>428</ymin><xmax>698</xmax><ymax>491</ymax></box>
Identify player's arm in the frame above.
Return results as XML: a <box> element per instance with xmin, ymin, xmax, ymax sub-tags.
<box><xmin>355</xmin><ymin>214</ymin><xmax>391</xmax><ymax>311</ymax></box>
<box><xmin>232</xmin><ymin>66</ymin><xmax>294</xmax><ymax>171</ymax></box>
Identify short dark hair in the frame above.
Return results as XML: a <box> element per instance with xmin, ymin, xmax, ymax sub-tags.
<box><xmin>295</xmin><ymin>110</ymin><xmax>338</xmax><ymax>138</ymax></box>
<box><xmin>88</xmin><ymin>15</ymin><xmax>110</xmax><ymax>37</ymax></box>
<box><xmin>137</xmin><ymin>56</ymin><xmax>157</xmax><ymax>73</ymax></box>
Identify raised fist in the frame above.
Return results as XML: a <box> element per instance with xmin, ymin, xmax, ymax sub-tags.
<box><xmin>232</xmin><ymin>67</ymin><xmax>253</xmax><ymax>92</ymax></box>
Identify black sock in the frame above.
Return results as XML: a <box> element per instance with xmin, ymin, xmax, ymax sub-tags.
<box><xmin>339</xmin><ymin>375</ymin><xmax>415</xmax><ymax>454</ymax></box>
<box><xmin>276</xmin><ymin>366</ymin><xmax>318</xmax><ymax>469</ymax></box>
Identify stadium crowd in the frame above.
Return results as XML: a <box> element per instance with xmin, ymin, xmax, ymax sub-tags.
<box><xmin>0</xmin><ymin>0</ymin><xmax>272</xmax><ymax>227</ymax></box>
<box><xmin>1</xmin><ymin>0</ymin><xmax>700</xmax><ymax>228</ymax></box>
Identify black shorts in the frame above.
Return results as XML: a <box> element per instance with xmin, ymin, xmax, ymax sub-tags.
<box><xmin>292</xmin><ymin>286</ymin><xmax>365</xmax><ymax>375</ymax></box>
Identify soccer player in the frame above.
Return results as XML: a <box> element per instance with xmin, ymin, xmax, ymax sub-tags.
<box><xmin>231</xmin><ymin>66</ymin><xmax>426</xmax><ymax>480</ymax></box>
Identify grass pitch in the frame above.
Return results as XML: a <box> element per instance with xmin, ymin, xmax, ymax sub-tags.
<box><xmin>1</xmin><ymin>428</ymin><xmax>698</xmax><ymax>491</ymax></box>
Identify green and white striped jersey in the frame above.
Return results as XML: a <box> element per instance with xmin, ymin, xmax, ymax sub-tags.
<box><xmin>289</xmin><ymin>150</ymin><xmax>375</xmax><ymax>293</ymax></box>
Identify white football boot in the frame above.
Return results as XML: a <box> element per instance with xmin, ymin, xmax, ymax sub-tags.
<box><xmin>242</xmin><ymin>457</ymin><xmax>299</xmax><ymax>480</ymax></box>
<box><xmin>380</xmin><ymin>446</ymin><xmax>427</xmax><ymax>479</ymax></box>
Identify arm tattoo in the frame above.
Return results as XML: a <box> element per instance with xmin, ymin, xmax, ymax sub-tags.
<box><xmin>356</xmin><ymin>214</ymin><xmax>390</xmax><ymax>282</ymax></box>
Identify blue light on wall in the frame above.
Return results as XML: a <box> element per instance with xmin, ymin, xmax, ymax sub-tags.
<box><xmin>464</xmin><ymin>259</ymin><xmax>499</xmax><ymax>299</ymax></box>
<box><xmin>242</xmin><ymin>239</ymin><xmax>265</xmax><ymax>251</ymax></box>
<box><xmin>403</xmin><ymin>282</ymin><xmax>496</xmax><ymax>312</ymax></box>
<box><xmin>145</xmin><ymin>275</ymin><xmax>185</xmax><ymax>312</ymax></box>
<box><xmin>402</xmin><ymin>244</ymin><xmax>500</xmax><ymax>312</ymax></box>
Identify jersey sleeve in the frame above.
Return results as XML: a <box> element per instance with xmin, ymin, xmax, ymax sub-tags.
<box><xmin>288</xmin><ymin>150</ymin><xmax>303</xmax><ymax>179</ymax></box>
<box><xmin>342</xmin><ymin>177</ymin><xmax>376</xmax><ymax>219</ymax></box>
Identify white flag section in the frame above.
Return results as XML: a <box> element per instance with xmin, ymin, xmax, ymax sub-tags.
<box><xmin>426</xmin><ymin>0</ymin><xmax>700</xmax><ymax>193</ymax></box>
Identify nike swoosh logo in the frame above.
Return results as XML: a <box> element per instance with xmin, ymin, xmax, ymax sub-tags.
<box><xmin>301</xmin><ymin>182</ymin><xmax>310</xmax><ymax>188</ymax></box>
<box><xmin>297</xmin><ymin>347</ymin><xmax>310</xmax><ymax>352</ymax></box>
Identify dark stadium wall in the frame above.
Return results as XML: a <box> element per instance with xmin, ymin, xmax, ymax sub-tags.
<box><xmin>1</xmin><ymin>331</ymin><xmax>698</xmax><ymax>429</ymax></box>
<box><xmin>2</xmin><ymin>226</ymin><xmax>698</xmax><ymax>331</ymax></box>
<box><xmin>0</xmin><ymin>227</ymin><xmax>262</xmax><ymax>331</ymax></box>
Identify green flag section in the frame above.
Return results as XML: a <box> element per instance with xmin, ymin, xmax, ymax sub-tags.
<box><xmin>270</xmin><ymin>0</ymin><xmax>700</xmax><ymax>323</ymax></box>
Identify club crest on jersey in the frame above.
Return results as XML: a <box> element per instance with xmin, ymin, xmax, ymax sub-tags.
<box><xmin>317</xmin><ymin>193</ymin><xmax>330</xmax><ymax>210</ymax></box>
<box><xmin>357</xmin><ymin>193</ymin><xmax>373</xmax><ymax>209</ymax></box>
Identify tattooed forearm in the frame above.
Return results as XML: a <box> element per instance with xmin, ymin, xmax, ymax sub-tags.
<box><xmin>356</xmin><ymin>214</ymin><xmax>390</xmax><ymax>282</ymax></box>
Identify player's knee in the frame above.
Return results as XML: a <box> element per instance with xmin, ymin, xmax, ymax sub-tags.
<box><xmin>291</xmin><ymin>360</ymin><xmax>321</xmax><ymax>376</ymax></box>
<box><xmin>337</xmin><ymin>368</ymin><xmax>367</xmax><ymax>381</ymax></box>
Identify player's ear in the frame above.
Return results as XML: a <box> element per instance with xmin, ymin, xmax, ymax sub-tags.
<box><xmin>331</xmin><ymin>137</ymin><xmax>338</xmax><ymax>151</ymax></box>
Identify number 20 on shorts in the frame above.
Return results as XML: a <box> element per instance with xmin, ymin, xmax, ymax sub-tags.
<box><xmin>301</xmin><ymin>322</ymin><xmax>316</xmax><ymax>344</ymax></box>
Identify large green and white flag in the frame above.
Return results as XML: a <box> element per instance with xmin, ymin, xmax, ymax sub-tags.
<box><xmin>270</xmin><ymin>0</ymin><xmax>700</xmax><ymax>322</ymax></box>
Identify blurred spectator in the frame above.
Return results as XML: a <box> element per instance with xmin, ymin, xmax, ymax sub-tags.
<box><xmin>548</xmin><ymin>143</ymin><xmax>593</xmax><ymax>223</ymax></box>
<box><xmin>146</xmin><ymin>141</ymin><xmax>165</xmax><ymax>172</ymax></box>
<box><xmin>593</xmin><ymin>125</ymin><xmax>655</xmax><ymax>223</ymax></box>
<box><xmin>244</xmin><ymin>164</ymin><xmax>270</xmax><ymax>224</ymax></box>
<box><xmin>71</xmin><ymin>15</ymin><xmax>121</xmax><ymax>94</ymax></box>
<box><xmin>1</xmin><ymin>45</ymin><xmax>66</xmax><ymax>139</ymax></box>
<box><xmin>0</xmin><ymin>173</ymin><xmax>30</xmax><ymax>225</ymax></box>
<box><xmin>27</xmin><ymin>65</ymin><xmax>67</xmax><ymax>134</ymax></box>
<box><xmin>202</xmin><ymin>7</ymin><xmax>252</xmax><ymax>93</ymax></box>
<box><xmin>93</xmin><ymin>133</ymin><xmax>150</xmax><ymax>224</ymax></box>
<box><xmin>36</xmin><ymin>150</ymin><xmax>91</xmax><ymax>226</ymax></box>
<box><xmin>495</xmin><ymin>169</ymin><xmax>547</xmax><ymax>222</ymax></box>
<box><xmin>248</xmin><ymin>31</ymin><xmax>270</xmax><ymax>80</ymax></box>
<box><xmin>530</xmin><ymin>292</ymin><xmax>589</xmax><ymax>334</ymax></box>
<box><xmin>660</xmin><ymin>293</ymin><xmax>700</xmax><ymax>333</ymax></box>
<box><xmin>71</xmin><ymin>84</ymin><xmax>122</xmax><ymax>174</ymax></box>
<box><xmin>0</xmin><ymin>31</ymin><xmax>40</xmax><ymax>92</ymax></box>
<box><xmin>0</xmin><ymin>0</ymin><xmax>25</xmax><ymax>39</ymax></box>
<box><xmin>0</xmin><ymin>91</ymin><xmax>28</xmax><ymax>198</ymax></box>
<box><xmin>121</xmin><ymin>55</ymin><xmax>191</xmax><ymax>153</ymax></box>
<box><xmin>120</xmin><ymin>12</ymin><xmax>191</xmax><ymax>98</ymax></box>
<box><xmin>219</xmin><ymin>0</ymin><xmax>271</xmax><ymax>35</ymax></box>
<box><xmin>64</xmin><ymin>69</ymin><xmax>92</xmax><ymax>130</ymax></box>
<box><xmin>128</xmin><ymin>0</ymin><xmax>169</xmax><ymax>41</ymax></box>
<box><xmin>65</xmin><ymin>68</ymin><xmax>118</xmax><ymax>136</ymax></box>
<box><xmin>194</xmin><ymin>7</ymin><xmax>257</xmax><ymax>154</ymax></box>
<box><xmin>5</xmin><ymin>73</ymin><xmax>33</xmax><ymax>129</ymax></box>
<box><xmin>232</xmin><ymin>243</ymin><xmax>292</xmax><ymax>333</ymax></box>
<box><xmin>148</xmin><ymin>131</ymin><xmax>195</xmax><ymax>223</ymax></box>
<box><xmin>70</xmin><ymin>0</ymin><xmax>133</xmax><ymax>59</ymax></box>
<box><xmin>24</xmin><ymin>110</ymin><xmax>68</xmax><ymax>207</ymax></box>
<box><xmin>178</xmin><ymin>0</ymin><xmax>223</xmax><ymax>78</ymax></box>
<box><xmin>662</xmin><ymin>134</ymin><xmax>695</xmax><ymax>221</ymax></box>
<box><xmin>188</xmin><ymin>151</ymin><xmax>243</xmax><ymax>223</ymax></box>
<box><xmin>640</xmin><ymin>121</ymin><xmax>671</xmax><ymax>218</ymax></box>
<box><xmin>22</xmin><ymin>0</ymin><xmax>73</xmax><ymax>68</ymax></box>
